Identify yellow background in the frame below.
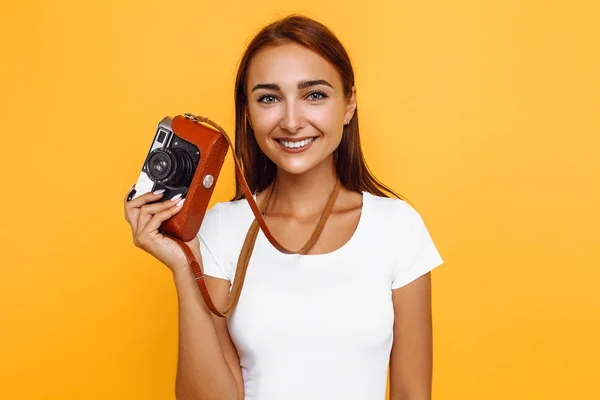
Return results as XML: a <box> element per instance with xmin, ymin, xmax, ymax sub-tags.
<box><xmin>1</xmin><ymin>0</ymin><xmax>598</xmax><ymax>399</ymax></box>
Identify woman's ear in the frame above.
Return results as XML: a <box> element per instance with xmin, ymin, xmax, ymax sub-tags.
<box><xmin>344</xmin><ymin>86</ymin><xmax>357</xmax><ymax>124</ymax></box>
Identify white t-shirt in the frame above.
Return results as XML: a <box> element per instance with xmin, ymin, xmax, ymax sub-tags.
<box><xmin>197</xmin><ymin>191</ymin><xmax>444</xmax><ymax>400</ymax></box>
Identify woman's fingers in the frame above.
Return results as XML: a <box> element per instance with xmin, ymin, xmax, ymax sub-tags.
<box><xmin>126</xmin><ymin>189</ymin><xmax>166</xmax><ymax>210</ymax></box>
<box><xmin>138</xmin><ymin>199</ymin><xmax>185</xmax><ymax>242</ymax></box>
<box><xmin>136</xmin><ymin>194</ymin><xmax>184</xmax><ymax>235</ymax></box>
<box><xmin>124</xmin><ymin>186</ymin><xmax>165</xmax><ymax>231</ymax></box>
<box><xmin>123</xmin><ymin>183</ymin><xmax>192</xmax><ymax>271</ymax></box>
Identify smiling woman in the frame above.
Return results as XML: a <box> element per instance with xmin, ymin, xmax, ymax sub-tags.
<box><xmin>123</xmin><ymin>13</ymin><xmax>444</xmax><ymax>400</ymax></box>
<box><xmin>252</xmin><ymin>77</ymin><xmax>331</xmax><ymax>153</ymax></box>
<box><xmin>244</xmin><ymin>43</ymin><xmax>350</xmax><ymax>177</ymax></box>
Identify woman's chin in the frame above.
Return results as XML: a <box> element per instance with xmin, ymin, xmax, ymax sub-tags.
<box><xmin>274</xmin><ymin>162</ymin><xmax>316</xmax><ymax>176</ymax></box>
<box><xmin>271</xmin><ymin>154</ymin><xmax>335</xmax><ymax>177</ymax></box>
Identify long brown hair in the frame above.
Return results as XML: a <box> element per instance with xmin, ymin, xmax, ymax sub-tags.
<box><xmin>231</xmin><ymin>14</ymin><xmax>405</xmax><ymax>202</ymax></box>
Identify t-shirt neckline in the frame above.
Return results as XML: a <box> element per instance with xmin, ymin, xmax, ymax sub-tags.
<box><xmin>249</xmin><ymin>191</ymin><xmax>368</xmax><ymax>259</ymax></box>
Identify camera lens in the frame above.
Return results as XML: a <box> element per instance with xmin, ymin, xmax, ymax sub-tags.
<box><xmin>146</xmin><ymin>147</ymin><xmax>195</xmax><ymax>187</ymax></box>
<box><xmin>147</xmin><ymin>150</ymin><xmax>171</xmax><ymax>180</ymax></box>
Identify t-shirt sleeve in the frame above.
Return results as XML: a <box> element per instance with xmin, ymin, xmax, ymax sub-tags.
<box><xmin>197</xmin><ymin>203</ymin><xmax>230</xmax><ymax>281</ymax></box>
<box><xmin>391</xmin><ymin>205</ymin><xmax>444</xmax><ymax>290</ymax></box>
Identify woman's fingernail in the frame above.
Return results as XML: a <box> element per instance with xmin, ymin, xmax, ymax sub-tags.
<box><xmin>153</xmin><ymin>189</ymin><xmax>165</xmax><ymax>195</ymax></box>
<box><xmin>176</xmin><ymin>198</ymin><xmax>185</xmax><ymax>207</ymax></box>
<box><xmin>171</xmin><ymin>193</ymin><xmax>182</xmax><ymax>201</ymax></box>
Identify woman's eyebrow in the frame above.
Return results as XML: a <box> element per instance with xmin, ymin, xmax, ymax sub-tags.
<box><xmin>251</xmin><ymin>79</ymin><xmax>334</xmax><ymax>92</ymax></box>
<box><xmin>251</xmin><ymin>83</ymin><xmax>279</xmax><ymax>92</ymax></box>
<box><xmin>298</xmin><ymin>79</ymin><xmax>333</xmax><ymax>89</ymax></box>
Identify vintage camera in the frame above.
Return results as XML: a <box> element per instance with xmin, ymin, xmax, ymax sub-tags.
<box><xmin>127</xmin><ymin>117</ymin><xmax>201</xmax><ymax>204</ymax></box>
<box><xmin>127</xmin><ymin>114</ymin><xmax>229</xmax><ymax>242</ymax></box>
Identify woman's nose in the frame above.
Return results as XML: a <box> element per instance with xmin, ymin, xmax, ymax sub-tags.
<box><xmin>279</xmin><ymin>101</ymin><xmax>303</xmax><ymax>133</ymax></box>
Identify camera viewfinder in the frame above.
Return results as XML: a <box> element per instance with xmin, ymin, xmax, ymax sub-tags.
<box><xmin>157</xmin><ymin>129</ymin><xmax>167</xmax><ymax>144</ymax></box>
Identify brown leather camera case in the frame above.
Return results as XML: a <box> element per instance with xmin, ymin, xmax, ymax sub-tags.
<box><xmin>159</xmin><ymin>115</ymin><xmax>228</xmax><ymax>242</ymax></box>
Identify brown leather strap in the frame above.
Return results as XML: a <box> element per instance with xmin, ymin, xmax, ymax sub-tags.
<box><xmin>170</xmin><ymin>114</ymin><xmax>341</xmax><ymax>317</ymax></box>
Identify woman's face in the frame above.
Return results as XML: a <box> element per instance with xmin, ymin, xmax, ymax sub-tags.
<box><xmin>245</xmin><ymin>43</ymin><xmax>356</xmax><ymax>176</ymax></box>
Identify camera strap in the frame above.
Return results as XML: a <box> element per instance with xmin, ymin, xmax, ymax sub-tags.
<box><xmin>171</xmin><ymin>114</ymin><xmax>341</xmax><ymax>317</ymax></box>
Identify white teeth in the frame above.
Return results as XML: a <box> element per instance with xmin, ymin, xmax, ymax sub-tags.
<box><xmin>279</xmin><ymin>137</ymin><xmax>315</xmax><ymax>149</ymax></box>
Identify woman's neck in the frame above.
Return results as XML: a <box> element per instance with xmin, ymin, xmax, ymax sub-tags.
<box><xmin>269</xmin><ymin>157</ymin><xmax>339</xmax><ymax>218</ymax></box>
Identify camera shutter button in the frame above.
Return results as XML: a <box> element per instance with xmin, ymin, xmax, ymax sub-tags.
<box><xmin>202</xmin><ymin>175</ymin><xmax>214</xmax><ymax>189</ymax></box>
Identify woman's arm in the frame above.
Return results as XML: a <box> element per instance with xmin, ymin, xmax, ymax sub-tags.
<box><xmin>208</xmin><ymin>277</ymin><xmax>245</xmax><ymax>399</ymax></box>
<box><xmin>389</xmin><ymin>273</ymin><xmax>433</xmax><ymax>400</ymax></box>
<box><xmin>173</xmin><ymin>267</ymin><xmax>244</xmax><ymax>400</ymax></box>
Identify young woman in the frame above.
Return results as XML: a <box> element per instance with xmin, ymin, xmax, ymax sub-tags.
<box><xmin>124</xmin><ymin>14</ymin><xmax>444</xmax><ymax>400</ymax></box>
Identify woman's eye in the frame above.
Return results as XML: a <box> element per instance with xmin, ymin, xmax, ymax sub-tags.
<box><xmin>258</xmin><ymin>95</ymin><xmax>277</xmax><ymax>104</ymax></box>
<box><xmin>307</xmin><ymin>91</ymin><xmax>327</xmax><ymax>101</ymax></box>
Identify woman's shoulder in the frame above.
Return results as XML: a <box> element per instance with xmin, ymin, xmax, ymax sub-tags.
<box><xmin>361</xmin><ymin>192</ymin><xmax>435</xmax><ymax>243</ymax></box>
<box><xmin>364</xmin><ymin>192</ymin><xmax>423</xmax><ymax>224</ymax></box>
<box><xmin>202</xmin><ymin>196</ymin><xmax>255</xmax><ymax>230</ymax></box>
<box><xmin>363</xmin><ymin>192</ymin><xmax>444</xmax><ymax>280</ymax></box>
<box><xmin>197</xmin><ymin>197</ymin><xmax>255</xmax><ymax>255</ymax></box>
